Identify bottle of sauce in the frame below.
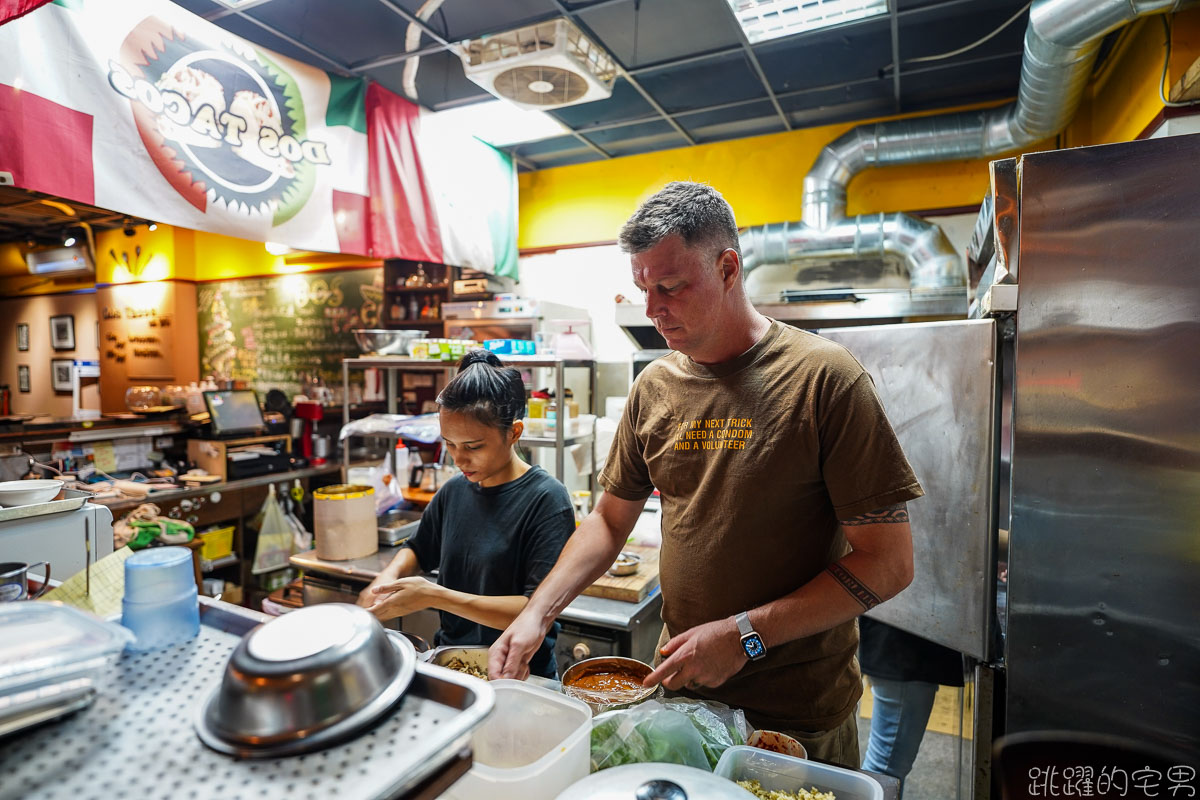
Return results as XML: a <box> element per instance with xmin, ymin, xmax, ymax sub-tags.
<box><xmin>528</xmin><ymin>390</ymin><xmax>549</xmax><ymax>419</ymax></box>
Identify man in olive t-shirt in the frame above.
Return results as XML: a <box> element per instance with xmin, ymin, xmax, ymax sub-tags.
<box><xmin>491</xmin><ymin>182</ymin><xmax>922</xmax><ymax>768</ymax></box>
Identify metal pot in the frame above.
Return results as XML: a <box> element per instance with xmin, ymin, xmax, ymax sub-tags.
<box><xmin>555</xmin><ymin>763</ymin><xmax>756</xmax><ymax>800</ymax></box>
<box><xmin>195</xmin><ymin>603</ymin><xmax>416</xmax><ymax>758</ymax></box>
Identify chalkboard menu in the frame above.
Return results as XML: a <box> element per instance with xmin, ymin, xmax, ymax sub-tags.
<box><xmin>197</xmin><ymin>268</ymin><xmax>383</xmax><ymax>398</ymax></box>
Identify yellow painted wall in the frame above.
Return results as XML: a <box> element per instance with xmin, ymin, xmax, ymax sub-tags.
<box><xmin>519</xmin><ymin>8</ymin><xmax>1200</xmax><ymax>250</ymax></box>
<box><xmin>0</xmin><ymin>243</ymin><xmax>23</xmax><ymax>274</ymax></box>
<box><xmin>95</xmin><ymin>224</ymin><xmax>178</xmax><ymax>284</ymax></box>
<box><xmin>92</xmin><ymin>225</ymin><xmax>378</xmax><ymax>284</ymax></box>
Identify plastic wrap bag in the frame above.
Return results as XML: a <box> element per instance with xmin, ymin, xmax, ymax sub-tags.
<box><xmin>589</xmin><ymin>698</ymin><xmax>749</xmax><ymax>772</ymax></box>
<box><xmin>348</xmin><ymin>455</ymin><xmax>407</xmax><ymax>514</ymax></box>
<box><xmin>251</xmin><ymin>485</ymin><xmax>294</xmax><ymax>574</ymax></box>
<box><xmin>338</xmin><ymin>413</ymin><xmax>441</xmax><ymax>444</ymax></box>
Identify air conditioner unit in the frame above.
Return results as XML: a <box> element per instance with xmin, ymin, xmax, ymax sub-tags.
<box><xmin>26</xmin><ymin>245</ymin><xmax>95</xmax><ymax>278</ymax></box>
<box><xmin>460</xmin><ymin>18</ymin><xmax>617</xmax><ymax>111</ymax></box>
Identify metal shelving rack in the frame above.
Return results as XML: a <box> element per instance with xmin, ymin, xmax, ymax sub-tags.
<box><xmin>341</xmin><ymin>356</ymin><xmax>598</xmax><ymax>493</ymax></box>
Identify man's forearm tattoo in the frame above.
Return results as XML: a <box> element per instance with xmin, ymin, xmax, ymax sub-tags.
<box><xmin>826</xmin><ymin>562</ymin><xmax>882</xmax><ymax>610</ymax></box>
<box><xmin>839</xmin><ymin>502</ymin><xmax>909</xmax><ymax>526</ymax></box>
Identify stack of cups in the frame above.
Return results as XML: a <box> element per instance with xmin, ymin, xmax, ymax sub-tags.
<box><xmin>121</xmin><ymin>546</ymin><xmax>200</xmax><ymax>651</ymax></box>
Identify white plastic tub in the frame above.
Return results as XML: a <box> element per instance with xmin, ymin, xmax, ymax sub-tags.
<box><xmin>440</xmin><ymin>679</ymin><xmax>591</xmax><ymax>800</ymax></box>
<box><xmin>714</xmin><ymin>745</ymin><xmax>884</xmax><ymax>800</ymax></box>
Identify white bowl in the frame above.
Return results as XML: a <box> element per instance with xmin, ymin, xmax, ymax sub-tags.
<box><xmin>0</xmin><ymin>479</ymin><xmax>65</xmax><ymax>508</ymax></box>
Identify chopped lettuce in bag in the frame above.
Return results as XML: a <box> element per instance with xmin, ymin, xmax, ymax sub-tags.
<box><xmin>590</xmin><ymin>698</ymin><xmax>748</xmax><ymax>772</ymax></box>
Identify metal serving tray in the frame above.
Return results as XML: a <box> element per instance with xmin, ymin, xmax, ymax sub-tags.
<box><xmin>0</xmin><ymin>599</ymin><xmax>495</xmax><ymax>800</ymax></box>
<box><xmin>0</xmin><ymin>487</ymin><xmax>91</xmax><ymax>523</ymax></box>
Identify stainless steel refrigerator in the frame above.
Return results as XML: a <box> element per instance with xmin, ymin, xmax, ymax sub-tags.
<box><xmin>817</xmin><ymin>132</ymin><xmax>1200</xmax><ymax>796</ymax></box>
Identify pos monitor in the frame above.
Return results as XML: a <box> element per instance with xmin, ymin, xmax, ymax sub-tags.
<box><xmin>203</xmin><ymin>389</ymin><xmax>265</xmax><ymax>436</ymax></box>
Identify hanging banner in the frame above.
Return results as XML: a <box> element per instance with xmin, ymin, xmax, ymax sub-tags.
<box><xmin>0</xmin><ymin>0</ymin><xmax>369</xmax><ymax>254</ymax></box>
<box><xmin>0</xmin><ymin>0</ymin><xmax>52</xmax><ymax>26</ymax></box>
<box><xmin>366</xmin><ymin>83</ymin><xmax>518</xmax><ymax>278</ymax></box>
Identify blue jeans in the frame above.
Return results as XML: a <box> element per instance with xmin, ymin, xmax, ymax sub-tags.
<box><xmin>861</xmin><ymin>676</ymin><xmax>939</xmax><ymax>796</ymax></box>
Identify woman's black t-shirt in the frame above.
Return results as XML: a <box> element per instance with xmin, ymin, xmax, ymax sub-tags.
<box><xmin>404</xmin><ymin>465</ymin><xmax>574</xmax><ymax>678</ymax></box>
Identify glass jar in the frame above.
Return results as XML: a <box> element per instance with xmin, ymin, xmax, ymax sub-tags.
<box><xmin>125</xmin><ymin>385</ymin><xmax>161</xmax><ymax>412</ymax></box>
<box><xmin>528</xmin><ymin>393</ymin><xmax>548</xmax><ymax>419</ymax></box>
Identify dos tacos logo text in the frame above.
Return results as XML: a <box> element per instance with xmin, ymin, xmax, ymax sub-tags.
<box><xmin>111</xmin><ymin>19</ymin><xmax>330</xmax><ymax>222</ymax></box>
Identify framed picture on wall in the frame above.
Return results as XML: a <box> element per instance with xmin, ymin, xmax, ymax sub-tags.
<box><xmin>50</xmin><ymin>314</ymin><xmax>75</xmax><ymax>350</ymax></box>
<box><xmin>17</xmin><ymin>365</ymin><xmax>30</xmax><ymax>393</ymax></box>
<box><xmin>16</xmin><ymin>323</ymin><xmax>29</xmax><ymax>352</ymax></box>
<box><xmin>51</xmin><ymin>359</ymin><xmax>73</xmax><ymax>392</ymax></box>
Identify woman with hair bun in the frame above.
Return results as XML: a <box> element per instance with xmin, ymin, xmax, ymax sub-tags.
<box><xmin>359</xmin><ymin>349</ymin><xmax>575</xmax><ymax>678</ymax></box>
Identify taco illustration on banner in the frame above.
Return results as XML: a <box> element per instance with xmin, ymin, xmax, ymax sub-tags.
<box><xmin>109</xmin><ymin>16</ymin><xmax>331</xmax><ymax>225</ymax></box>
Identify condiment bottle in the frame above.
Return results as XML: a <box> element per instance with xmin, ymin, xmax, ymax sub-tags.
<box><xmin>528</xmin><ymin>390</ymin><xmax>549</xmax><ymax>419</ymax></box>
<box><xmin>545</xmin><ymin>399</ymin><xmax>558</xmax><ymax>433</ymax></box>
<box><xmin>563</xmin><ymin>388</ymin><xmax>580</xmax><ymax>420</ymax></box>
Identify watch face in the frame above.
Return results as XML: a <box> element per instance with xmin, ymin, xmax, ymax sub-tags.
<box><xmin>741</xmin><ymin>632</ymin><xmax>765</xmax><ymax>660</ymax></box>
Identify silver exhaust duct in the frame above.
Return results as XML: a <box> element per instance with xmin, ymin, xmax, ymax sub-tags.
<box><xmin>742</xmin><ymin>0</ymin><xmax>1194</xmax><ymax>289</ymax></box>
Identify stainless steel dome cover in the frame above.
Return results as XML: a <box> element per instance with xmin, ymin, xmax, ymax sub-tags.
<box><xmin>195</xmin><ymin>603</ymin><xmax>416</xmax><ymax>758</ymax></box>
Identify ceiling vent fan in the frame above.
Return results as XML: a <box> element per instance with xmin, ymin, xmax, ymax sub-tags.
<box><xmin>460</xmin><ymin>19</ymin><xmax>617</xmax><ymax>111</ymax></box>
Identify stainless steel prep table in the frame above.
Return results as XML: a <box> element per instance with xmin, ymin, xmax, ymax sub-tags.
<box><xmin>0</xmin><ymin>598</ymin><xmax>494</xmax><ymax>800</ymax></box>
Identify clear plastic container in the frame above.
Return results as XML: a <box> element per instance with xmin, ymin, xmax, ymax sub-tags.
<box><xmin>121</xmin><ymin>546</ymin><xmax>199</xmax><ymax>651</ymax></box>
<box><xmin>122</xmin><ymin>546</ymin><xmax>195</xmax><ymax>603</ymax></box>
<box><xmin>0</xmin><ymin>603</ymin><xmax>133</xmax><ymax>700</ymax></box>
<box><xmin>440</xmin><ymin>679</ymin><xmax>591</xmax><ymax>800</ymax></box>
<box><xmin>714</xmin><ymin>745</ymin><xmax>884</xmax><ymax>800</ymax></box>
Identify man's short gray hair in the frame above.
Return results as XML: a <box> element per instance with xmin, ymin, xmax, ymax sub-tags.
<box><xmin>618</xmin><ymin>181</ymin><xmax>741</xmax><ymax>260</ymax></box>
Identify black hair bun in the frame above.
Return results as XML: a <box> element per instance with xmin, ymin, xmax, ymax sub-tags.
<box><xmin>459</xmin><ymin>348</ymin><xmax>502</xmax><ymax>372</ymax></box>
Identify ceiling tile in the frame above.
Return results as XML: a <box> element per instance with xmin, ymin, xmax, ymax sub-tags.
<box><xmin>675</xmin><ymin>98</ymin><xmax>777</xmax><ymax>129</ymax></box>
<box><xmin>779</xmin><ymin>79</ymin><xmax>893</xmax><ymax>119</ymax></box>
<box><xmin>524</xmin><ymin>148</ymin><xmax>605</xmax><ymax>169</ymax></box>
<box><xmin>573</xmin><ymin>0</ymin><xmax>742</xmax><ymax>69</ymax></box>
<box><xmin>212</xmin><ymin>13</ymin><xmax>352</xmax><ymax>72</ymax></box>
<box><xmin>517</xmin><ymin>135</ymin><xmax>597</xmax><ymax>157</ymax></box>
<box><xmin>241</xmin><ymin>0</ymin><xmax>415</xmax><ymax>67</ymax></box>
<box><xmin>687</xmin><ymin>115</ymin><xmax>786</xmax><ymax>145</ymax></box>
<box><xmin>546</xmin><ymin>79</ymin><xmax>658</xmax><ymax>128</ymax></box>
<box><xmin>368</xmin><ymin>49</ymin><xmax>486</xmax><ymax>108</ymax></box>
<box><xmin>384</xmin><ymin>0</ymin><xmax>561</xmax><ymax>41</ymax></box>
<box><xmin>897</xmin><ymin>1</ymin><xmax>1027</xmax><ymax>63</ymax></box>
<box><xmin>752</xmin><ymin>18</ymin><xmax>892</xmax><ymax>93</ymax></box>
<box><xmin>605</xmin><ymin>134</ymin><xmax>689</xmax><ymax>158</ymax></box>
<box><xmin>583</xmin><ymin>118</ymin><xmax>679</xmax><ymax>147</ymax></box>
<box><xmin>900</xmin><ymin>53</ymin><xmax>1023</xmax><ymax>110</ymax></box>
<box><xmin>635</xmin><ymin>51</ymin><xmax>765</xmax><ymax>114</ymax></box>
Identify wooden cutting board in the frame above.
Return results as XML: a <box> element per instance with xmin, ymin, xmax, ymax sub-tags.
<box><xmin>582</xmin><ymin>544</ymin><xmax>660</xmax><ymax>603</ymax></box>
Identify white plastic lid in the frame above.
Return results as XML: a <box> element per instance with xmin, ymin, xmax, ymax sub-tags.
<box><xmin>555</xmin><ymin>763</ymin><xmax>756</xmax><ymax>800</ymax></box>
<box><xmin>0</xmin><ymin>603</ymin><xmax>133</xmax><ymax>695</ymax></box>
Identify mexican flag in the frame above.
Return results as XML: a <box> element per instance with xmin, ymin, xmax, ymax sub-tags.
<box><xmin>0</xmin><ymin>0</ymin><xmax>370</xmax><ymax>254</ymax></box>
<box><xmin>366</xmin><ymin>83</ymin><xmax>519</xmax><ymax>279</ymax></box>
